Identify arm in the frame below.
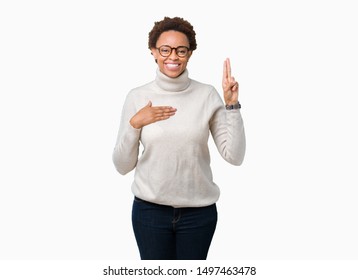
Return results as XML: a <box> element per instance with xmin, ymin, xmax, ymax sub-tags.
<box><xmin>209</xmin><ymin>93</ymin><xmax>246</xmax><ymax>166</ymax></box>
<box><xmin>209</xmin><ymin>58</ymin><xmax>246</xmax><ymax>165</ymax></box>
<box><xmin>112</xmin><ymin>93</ymin><xmax>177</xmax><ymax>175</ymax></box>
<box><xmin>112</xmin><ymin>93</ymin><xmax>141</xmax><ymax>175</ymax></box>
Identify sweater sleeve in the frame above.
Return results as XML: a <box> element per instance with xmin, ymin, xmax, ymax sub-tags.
<box><xmin>209</xmin><ymin>90</ymin><xmax>246</xmax><ymax>166</ymax></box>
<box><xmin>112</xmin><ymin>92</ymin><xmax>141</xmax><ymax>175</ymax></box>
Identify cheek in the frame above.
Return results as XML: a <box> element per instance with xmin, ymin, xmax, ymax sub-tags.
<box><xmin>181</xmin><ymin>59</ymin><xmax>189</xmax><ymax>66</ymax></box>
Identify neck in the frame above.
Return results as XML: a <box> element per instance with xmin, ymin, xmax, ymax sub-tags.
<box><xmin>155</xmin><ymin>68</ymin><xmax>191</xmax><ymax>92</ymax></box>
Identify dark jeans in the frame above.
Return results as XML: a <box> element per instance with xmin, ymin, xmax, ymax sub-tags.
<box><xmin>132</xmin><ymin>196</ymin><xmax>217</xmax><ymax>260</ymax></box>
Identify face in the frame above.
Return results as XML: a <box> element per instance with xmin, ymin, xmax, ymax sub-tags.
<box><xmin>151</xmin><ymin>30</ymin><xmax>192</xmax><ymax>78</ymax></box>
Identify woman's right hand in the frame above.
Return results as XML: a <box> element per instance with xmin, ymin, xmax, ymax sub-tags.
<box><xmin>129</xmin><ymin>101</ymin><xmax>177</xmax><ymax>129</ymax></box>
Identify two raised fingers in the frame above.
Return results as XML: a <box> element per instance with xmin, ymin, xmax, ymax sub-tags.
<box><xmin>223</xmin><ymin>58</ymin><xmax>238</xmax><ymax>90</ymax></box>
<box><xmin>223</xmin><ymin>58</ymin><xmax>231</xmax><ymax>82</ymax></box>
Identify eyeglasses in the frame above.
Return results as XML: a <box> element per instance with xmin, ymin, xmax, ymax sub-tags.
<box><xmin>156</xmin><ymin>45</ymin><xmax>190</xmax><ymax>58</ymax></box>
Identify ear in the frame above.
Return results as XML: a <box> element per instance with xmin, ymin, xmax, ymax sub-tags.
<box><xmin>187</xmin><ymin>50</ymin><xmax>193</xmax><ymax>60</ymax></box>
<box><xmin>150</xmin><ymin>47</ymin><xmax>158</xmax><ymax>61</ymax></box>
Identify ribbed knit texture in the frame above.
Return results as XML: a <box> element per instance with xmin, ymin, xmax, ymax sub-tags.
<box><xmin>113</xmin><ymin>68</ymin><xmax>245</xmax><ymax>207</ymax></box>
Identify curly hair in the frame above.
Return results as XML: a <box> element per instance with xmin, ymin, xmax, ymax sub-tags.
<box><xmin>148</xmin><ymin>17</ymin><xmax>197</xmax><ymax>51</ymax></box>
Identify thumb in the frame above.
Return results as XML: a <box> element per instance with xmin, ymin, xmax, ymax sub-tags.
<box><xmin>146</xmin><ymin>100</ymin><xmax>152</xmax><ymax>107</ymax></box>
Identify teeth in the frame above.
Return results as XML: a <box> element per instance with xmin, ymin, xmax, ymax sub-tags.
<box><xmin>166</xmin><ymin>64</ymin><xmax>179</xmax><ymax>68</ymax></box>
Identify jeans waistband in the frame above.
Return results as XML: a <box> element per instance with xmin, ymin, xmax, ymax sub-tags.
<box><xmin>134</xmin><ymin>196</ymin><xmax>216</xmax><ymax>209</ymax></box>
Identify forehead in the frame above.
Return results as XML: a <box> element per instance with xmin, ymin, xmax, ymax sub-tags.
<box><xmin>156</xmin><ymin>30</ymin><xmax>189</xmax><ymax>47</ymax></box>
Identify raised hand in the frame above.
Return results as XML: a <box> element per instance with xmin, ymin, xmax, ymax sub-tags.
<box><xmin>130</xmin><ymin>101</ymin><xmax>177</xmax><ymax>129</ymax></box>
<box><xmin>222</xmin><ymin>58</ymin><xmax>239</xmax><ymax>105</ymax></box>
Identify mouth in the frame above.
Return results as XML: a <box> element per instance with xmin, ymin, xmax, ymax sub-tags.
<box><xmin>165</xmin><ymin>63</ymin><xmax>180</xmax><ymax>70</ymax></box>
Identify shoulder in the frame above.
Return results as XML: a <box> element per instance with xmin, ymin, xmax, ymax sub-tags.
<box><xmin>124</xmin><ymin>81</ymin><xmax>155</xmax><ymax>106</ymax></box>
<box><xmin>189</xmin><ymin>79</ymin><xmax>218</xmax><ymax>96</ymax></box>
<box><xmin>189</xmin><ymin>79</ymin><xmax>224</xmax><ymax>111</ymax></box>
<box><xmin>121</xmin><ymin>81</ymin><xmax>154</xmax><ymax>111</ymax></box>
<box><xmin>190</xmin><ymin>78</ymin><xmax>222</xmax><ymax>102</ymax></box>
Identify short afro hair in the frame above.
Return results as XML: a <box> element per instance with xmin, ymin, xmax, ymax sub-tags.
<box><xmin>148</xmin><ymin>17</ymin><xmax>197</xmax><ymax>51</ymax></box>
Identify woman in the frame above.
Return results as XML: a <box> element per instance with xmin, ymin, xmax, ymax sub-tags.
<box><xmin>112</xmin><ymin>16</ymin><xmax>245</xmax><ymax>260</ymax></box>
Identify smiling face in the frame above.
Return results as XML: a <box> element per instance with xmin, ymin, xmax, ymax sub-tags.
<box><xmin>151</xmin><ymin>30</ymin><xmax>192</xmax><ymax>78</ymax></box>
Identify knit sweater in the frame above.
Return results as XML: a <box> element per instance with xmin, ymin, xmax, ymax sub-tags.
<box><xmin>112</xmin><ymin>68</ymin><xmax>246</xmax><ymax>208</ymax></box>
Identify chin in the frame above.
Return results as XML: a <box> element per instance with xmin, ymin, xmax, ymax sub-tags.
<box><xmin>163</xmin><ymin>69</ymin><xmax>185</xmax><ymax>78</ymax></box>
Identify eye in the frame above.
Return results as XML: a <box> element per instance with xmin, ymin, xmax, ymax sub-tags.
<box><xmin>177</xmin><ymin>48</ymin><xmax>187</xmax><ymax>56</ymax></box>
<box><xmin>160</xmin><ymin>47</ymin><xmax>171</xmax><ymax>54</ymax></box>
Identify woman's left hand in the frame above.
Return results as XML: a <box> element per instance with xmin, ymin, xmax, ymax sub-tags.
<box><xmin>222</xmin><ymin>58</ymin><xmax>239</xmax><ymax>105</ymax></box>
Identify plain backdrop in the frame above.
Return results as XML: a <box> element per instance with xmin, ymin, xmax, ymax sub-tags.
<box><xmin>1</xmin><ymin>0</ymin><xmax>357</xmax><ymax>260</ymax></box>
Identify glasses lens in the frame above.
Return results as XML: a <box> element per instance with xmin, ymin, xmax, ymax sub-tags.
<box><xmin>176</xmin><ymin>47</ymin><xmax>188</xmax><ymax>57</ymax></box>
<box><xmin>159</xmin><ymin>46</ymin><xmax>171</xmax><ymax>57</ymax></box>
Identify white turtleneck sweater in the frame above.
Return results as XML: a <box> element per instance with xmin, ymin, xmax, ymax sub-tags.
<box><xmin>112</xmin><ymin>69</ymin><xmax>245</xmax><ymax>208</ymax></box>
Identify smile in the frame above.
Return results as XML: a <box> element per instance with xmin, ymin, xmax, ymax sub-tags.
<box><xmin>165</xmin><ymin>63</ymin><xmax>180</xmax><ymax>69</ymax></box>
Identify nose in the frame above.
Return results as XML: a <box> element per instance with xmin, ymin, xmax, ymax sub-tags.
<box><xmin>168</xmin><ymin>48</ymin><xmax>179</xmax><ymax>59</ymax></box>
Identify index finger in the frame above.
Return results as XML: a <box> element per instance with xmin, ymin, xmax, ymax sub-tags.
<box><xmin>223</xmin><ymin>58</ymin><xmax>232</xmax><ymax>82</ymax></box>
<box><xmin>226</xmin><ymin>58</ymin><xmax>232</xmax><ymax>79</ymax></box>
<box><xmin>153</xmin><ymin>106</ymin><xmax>176</xmax><ymax>111</ymax></box>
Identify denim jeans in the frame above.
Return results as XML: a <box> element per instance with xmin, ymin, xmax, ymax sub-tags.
<box><xmin>132</xmin><ymin>196</ymin><xmax>217</xmax><ymax>260</ymax></box>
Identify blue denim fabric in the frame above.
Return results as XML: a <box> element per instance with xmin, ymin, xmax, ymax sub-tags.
<box><xmin>132</xmin><ymin>196</ymin><xmax>217</xmax><ymax>260</ymax></box>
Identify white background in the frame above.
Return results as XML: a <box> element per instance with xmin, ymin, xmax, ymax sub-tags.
<box><xmin>1</xmin><ymin>0</ymin><xmax>357</xmax><ymax>261</ymax></box>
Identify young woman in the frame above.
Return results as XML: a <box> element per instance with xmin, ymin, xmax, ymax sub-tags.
<box><xmin>112</xmin><ymin>16</ymin><xmax>245</xmax><ymax>260</ymax></box>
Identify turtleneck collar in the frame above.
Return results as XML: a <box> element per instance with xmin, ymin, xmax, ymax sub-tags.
<box><xmin>154</xmin><ymin>68</ymin><xmax>191</xmax><ymax>92</ymax></box>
